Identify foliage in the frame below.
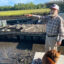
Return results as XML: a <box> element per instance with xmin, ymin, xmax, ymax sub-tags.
<box><xmin>0</xmin><ymin>2</ymin><xmax>47</xmax><ymax>11</ymax></box>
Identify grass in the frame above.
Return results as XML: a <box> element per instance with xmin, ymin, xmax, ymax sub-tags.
<box><xmin>0</xmin><ymin>8</ymin><xmax>50</xmax><ymax>16</ymax></box>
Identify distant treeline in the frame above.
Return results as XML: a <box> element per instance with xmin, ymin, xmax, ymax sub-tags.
<box><xmin>0</xmin><ymin>2</ymin><xmax>64</xmax><ymax>12</ymax></box>
<box><xmin>0</xmin><ymin>2</ymin><xmax>47</xmax><ymax>11</ymax></box>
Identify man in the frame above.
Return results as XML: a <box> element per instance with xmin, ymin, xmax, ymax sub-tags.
<box><xmin>26</xmin><ymin>4</ymin><xmax>64</xmax><ymax>52</ymax></box>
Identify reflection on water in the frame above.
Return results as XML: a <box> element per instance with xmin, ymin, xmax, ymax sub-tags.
<box><xmin>7</xmin><ymin>18</ymin><xmax>46</xmax><ymax>25</ymax></box>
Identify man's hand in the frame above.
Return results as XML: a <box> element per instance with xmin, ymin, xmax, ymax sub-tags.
<box><xmin>56</xmin><ymin>42</ymin><xmax>62</xmax><ymax>46</ymax></box>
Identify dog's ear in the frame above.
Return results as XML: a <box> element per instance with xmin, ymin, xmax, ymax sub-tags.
<box><xmin>54</xmin><ymin>50</ymin><xmax>60</xmax><ymax>59</ymax></box>
<box><xmin>50</xmin><ymin>50</ymin><xmax>56</xmax><ymax>57</ymax></box>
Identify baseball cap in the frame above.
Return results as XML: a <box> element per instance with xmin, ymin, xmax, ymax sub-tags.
<box><xmin>50</xmin><ymin>4</ymin><xmax>59</xmax><ymax>10</ymax></box>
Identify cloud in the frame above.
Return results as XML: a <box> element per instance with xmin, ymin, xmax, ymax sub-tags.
<box><xmin>0</xmin><ymin>0</ymin><xmax>9</xmax><ymax>6</ymax></box>
<box><xmin>0</xmin><ymin>0</ymin><xmax>50</xmax><ymax>6</ymax></box>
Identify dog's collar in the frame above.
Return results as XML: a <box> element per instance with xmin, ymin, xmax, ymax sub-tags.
<box><xmin>47</xmin><ymin>57</ymin><xmax>56</xmax><ymax>63</ymax></box>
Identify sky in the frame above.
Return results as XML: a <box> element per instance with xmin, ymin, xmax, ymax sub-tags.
<box><xmin>0</xmin><ymin>0</ymin><xmax>50</xmax><ymax>6</ymax></box>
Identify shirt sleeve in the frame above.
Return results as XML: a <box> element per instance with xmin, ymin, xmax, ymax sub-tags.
<box><xmin>32</xmin><ymin>15</ymin><xmax>42</xmax><ymax>18</ymax></box>
<box><xmin>32</xmin><ymin>15</ymin><xmax>49</xmax><ymax>23</ymax></box>
<box><xmin>58</xmin><ymin>17</ymin><xmax>64</xmax><ymax>42</ymax></box>
<box><xmin>32</xmin><ymin>15</ymin><xmax>49</xmax><ymax>19</ymax></box>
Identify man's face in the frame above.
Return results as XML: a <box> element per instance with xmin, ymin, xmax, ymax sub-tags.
<box><xmin>50</xmin><ymin>9</ymin><xmax>58</xmax><ymax>16</ymax></box>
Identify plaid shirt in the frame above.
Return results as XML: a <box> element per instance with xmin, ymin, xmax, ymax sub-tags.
<box><xmin>45</xmin><ymin>15</ymin><xmax>64</xmax><ymax>42</ymax></box>
<box><xmin>32</xmin><ymin>14</ymin><xmax>64</xmax><ymax>42</ymax></box>
<box><xmin>46</xmin><ymin>16</ymin><xmax>60</xmax><ymax>35</ymax></box>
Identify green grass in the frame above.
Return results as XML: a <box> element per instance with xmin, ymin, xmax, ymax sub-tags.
<box><xmin>0</xmin><ymin>8</ymin><xmax>50</xmax><ymax>16</ymax></box>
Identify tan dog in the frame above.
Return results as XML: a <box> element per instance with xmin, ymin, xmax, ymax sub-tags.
<box><xmin>42</xmin><ymin>50</ymin><xmax>60</xmax><ymax>64</ymax></box>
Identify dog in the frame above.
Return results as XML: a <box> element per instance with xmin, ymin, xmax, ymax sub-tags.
<box><xmin>42</xmin><ymin>50</ymin><xmax>60</xmax><ymax>64</ymax></box>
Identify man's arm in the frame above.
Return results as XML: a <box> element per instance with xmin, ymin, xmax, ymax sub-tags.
<box><xmin>25</xmin><ymin>14</ymin><xmax>46</xmax><ymax>19</ymax></box>
<box><xmin>32</xmin><ymin>14</ymin><xmax>44</xmax><ymax>19</ymax></box>
<box><xmin>25</xmin><ymin>14</ymin><xmax>49</xmax><ymax>24</ymax></box>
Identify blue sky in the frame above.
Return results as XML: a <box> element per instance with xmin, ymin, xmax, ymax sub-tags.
<box><xmin>0</xmin><ymin>0</ymin><xmax>50</xmax><ymax>6</ymax></box>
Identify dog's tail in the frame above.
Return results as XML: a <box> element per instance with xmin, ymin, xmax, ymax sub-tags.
<box><xmin>47</xmin><ymin>57</ymin><xmax>56</xmax><ymax>64</ymax></box>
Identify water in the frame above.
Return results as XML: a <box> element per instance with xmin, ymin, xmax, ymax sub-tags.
<box><xmin>0</xmin><ymin>18</ymin><xmax>64</xmax><ymax>63</ymax></box>
<box><xmin>7</xmin><ymin>18</ymin><xmax>45</xmax><ymax>25</ymax></box>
